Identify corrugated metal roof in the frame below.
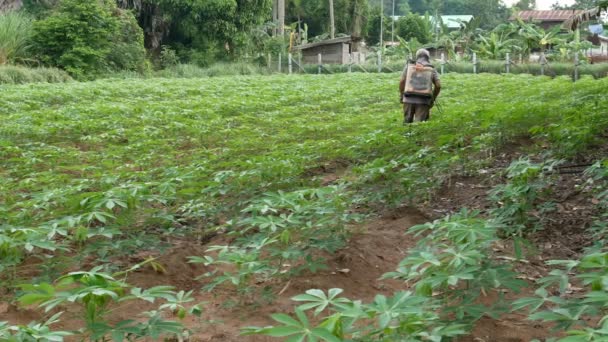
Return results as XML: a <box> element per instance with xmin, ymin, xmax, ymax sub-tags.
<box><xmin>294</xmin><ymin>36</ymin><xmax>355</xmax><ymax>51</ymax></box>
<box><xmin>433</xmin><ymin>15</ymin><xmax>474</xmax><ymax>29</ymax></box>
<box><xmin>510</xmin><ymin>10</ymin><xmax>585</xmax><ymax>22</ymax></box>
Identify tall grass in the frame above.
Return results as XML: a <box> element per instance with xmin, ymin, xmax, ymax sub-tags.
<box><xmin>0</xmin><ymin>65</ymin><xmax>72</xmax><ymax>84</ymax></box>
<box><xmin>0</xmin><ymin>11</ymin><xmax>33</xmax><ymax>65</ymax></box>
<box><xmin>155</xmin><ymin>62</ymin><xmax>270</xmax><ymax>78</ymax></box>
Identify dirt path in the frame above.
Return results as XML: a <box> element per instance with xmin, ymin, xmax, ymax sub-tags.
<box><xmin>1</xmin><ymin>207</ymin><xmax>429</xmax><ymax>341</ymax></box>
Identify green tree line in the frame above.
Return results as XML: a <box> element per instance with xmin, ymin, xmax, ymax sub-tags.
<box><xmin>0</xmin><ymin>0</ymin><xmax>605</xmax><ymax>79</ymax></box>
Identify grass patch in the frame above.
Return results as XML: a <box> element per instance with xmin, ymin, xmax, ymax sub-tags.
<box><xmin>0</xmin><ymin>65</ymin><xmax>72</xmax><ymax>84</ymax></box>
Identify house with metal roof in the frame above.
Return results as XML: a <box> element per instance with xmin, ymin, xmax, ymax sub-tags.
<box><xmin>431</xmin><ymin>15</ymin><xmax>475</xmax><ymax>30</ymax></box>
<box><xmin>509</xmin><ymin>10</ymin><xmax>584</xmax><ymax>29</ymax></box>
<box><xmin>294</xmin><ymin>36</ymin><xmax>364</xmax><ymax>65</ymax></box>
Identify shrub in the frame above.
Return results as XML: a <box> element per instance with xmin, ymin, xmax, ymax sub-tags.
<box><xmin>30</xmin><ymin>0</ymin><xmax>146</xmax><ymax>79</ymax></box>
<box><xmin>0</xmin><ymin>11</ymin><xmax>33</xmax><ymax>64</ymax></box>
<box><xmin>106</xmin><ymin>7</ymin><xmax>147</xmax><ymax>73</ymax></box>
<box><xmin>160</xmin><ymin>45</ymin><xmax>179</xmax><ymax>68</ymax></box>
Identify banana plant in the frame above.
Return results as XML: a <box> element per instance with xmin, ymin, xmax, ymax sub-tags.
<box><xmin>475</xmin><ymin>32</ymin><xmax>520</xmax><ymax>60</ymax></box>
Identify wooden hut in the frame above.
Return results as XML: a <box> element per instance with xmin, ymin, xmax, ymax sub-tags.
<box><xmin>294</xmin><ymin>36</ymin><xmax>363</xmax><ymax>64</ymax></box>
<box><xmin>509</xmin><ymin>10</ymin><xmax>584</xmax><ymax>30</ymax></box>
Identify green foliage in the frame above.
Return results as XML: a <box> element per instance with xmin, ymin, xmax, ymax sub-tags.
<box><xmin>0</xmin><ymin>11</ymin><xmax>33</xmax><ymax>64</ymax></box>
<box><xmin>18</xmin><ymin>266</ymin><xmax>202</xmax><ymax>341</ymax></box>
<box><xmin>106</xmin><ymin>7</ymin><xmax>147</xmax><ymax>73</ymax></box>
<box><xmin>396</xmin><ymin>14</ymin><xmax>432</xmax><ymax>45</ymax></box>
<box><xmin>365</xmin><ymin>7</ymin><xmax>390</xmax><ymax>46</ymax></box>
<box><xmin>30</xmin><ymin>0</ymin><xmax>145</xmax><ymax>79</ymax></box>
<box><xmin>0</xmin><ymin>65</ymin><xmax>71</xmax><ymax>84</ymax></box>
<box><xmin>0</xmin><ymin>312</ymin><xmax>72</xmax><ymax>342</ymax></box>
<box><xmin>404</xmin><ymin>0</ymin><xmax>509</xmax><ymax>29</ymax></box>
<box><xmin>246</xmin><ymin>208</ymin><xmax>527</xmax><ymax>341</ymax></box>
<box><xmin>190</xmin><ymin>186</ymin><xmax>359</xmax><ymax>298</ymax></box>
<box><xmin>160</xmin><ymin>46</ymin><xmax>179</xmax><ymax>68</ymax></box>
<box><xmin>514</xmin><ymin>0</ymin><xmax>536</xmax><ymax>10</ymax></box>
<box><xmin>155</xmin><ymin>62</ymin><xmax>270</xmax><ymax>78</ymax></box>
<box><xmin>22</xmin><ymin>0</ymin><xmax>58</xmax><ymax>18</ymax></box>
<box><xmin>514</xmin><ymin>251</ymin><xmax>608</xmax><ymax>341</ymax></box>
<box><xmin>474</xmin><ymin>31</ymin><xmax>520</xmax><ymax>59</ymax></box>
<box><xmin>386</xmin><ymin>209</ymin><xmax>525</xmax><ymax>320</ymax></box>
<box><xmin>511</xmin><ymin>161</ymin><xmax>608</xmax><ymax>341</ymax></box>
<box><xmin>126</xmin><ymin>0</ymin><xmax>273</xmax><ymax>65</ymax></box>
<box><xmin>246</xmin><ymin>211</ymin><xmax>523</xmax><ymax>341</ymax></box>
<box><xmin>287</xmin><ymin>0</ymin><xmax>369</xmax><ymax>40</ymax></box>
<box><xmin>244</xmin><ymin>288</ymin><xmax>468</xmax><ymax>341</ymax></box>
<box><xmin>1</xmin><ymin>73</ymin><xmax>608</xmax><ymax>339</ymax></box>
<box><xmin>489</xmin><ymin>158</ymin><xmax>557</xmax><ymax>240</ymax></box>
<box><xmin>585</xmin><ymin>160</ymin><xmax>608</xmax><ymax>251</ymax></box>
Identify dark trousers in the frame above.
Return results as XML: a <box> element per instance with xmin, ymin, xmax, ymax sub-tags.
<box><xmin>404</xmin><ymin>103</ymin><xmax>431</xmax><ymax>123</ymax></box>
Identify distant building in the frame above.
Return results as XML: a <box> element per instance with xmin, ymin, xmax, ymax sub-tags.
<box><xmin>509</xmin><ymin>10</ymin><xmax>584</xmax><ymax>30</ymax></box>
<box><xmin>431</xmin><ymin>15</ymin><xmax>475</xmax><ymax>30</ymax></box>
<box><xmin>294</xmin><ymin>36</ymin><xmax>364</xmax><ymax>65</ymax></box>
<box><xmin>589</xmin><ymin>35</ymin><xmax>608</xmax><ymax>63</ymax></box>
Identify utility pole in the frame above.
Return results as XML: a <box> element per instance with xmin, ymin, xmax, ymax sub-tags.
<box><xmin>329</xmin><ymin>0</ymin><xmax>335</xmax><ymax>39</ymax></box>
<box><xmin>380</xmin><ymin>0</ymin><xmax>384</xmax><ymax>49</ymax></box>
<box><xmin>278</xmin><ymin>0</ymin><xmax>285</xmax><ymax>36</ymax></box>
<box><xmin>272</xmin><ymin>0</ymin><xmax>277</xmax><ymax>36</ymax></box>
<box><xmin>391</xmin><ymin>0</ymin><xmax>395</xmax><ymax>43</ymax></box>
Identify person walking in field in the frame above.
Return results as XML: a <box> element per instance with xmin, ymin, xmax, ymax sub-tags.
<box><xmin>399</xmin><ymin>48</ymin><xmax>441</xmax><ymax>124</ymax></box>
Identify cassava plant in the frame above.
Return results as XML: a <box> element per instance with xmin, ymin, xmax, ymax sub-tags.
<box><xmin>18</xmin><ymin>266</ymin><xmax>203</xmax><ymax>341</ymax></box>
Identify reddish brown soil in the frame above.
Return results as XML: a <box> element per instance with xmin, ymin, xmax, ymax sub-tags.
<box><xmin>2</xmin><ymin>142</ymin><xmax>602</xmax><ymax>342</ymax></box>
<box><xmin>421</xmin><ymin>145</ymin><xmax>602</xmax><ymax>342</ymax></box>
<box><xmin>2</xmin><ymin>208</ymin><xmax>428</xmax><ymax>342</ymax></box>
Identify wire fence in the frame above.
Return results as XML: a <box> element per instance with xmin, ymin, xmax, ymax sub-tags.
<box><xmin>255</xmin><ymin>51</ymin><xmax>608</xmax><ymax>81</ymax></box>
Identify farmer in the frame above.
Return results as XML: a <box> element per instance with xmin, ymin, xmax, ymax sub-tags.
<box><xmin>399</xmin><ymin>48</ymin><xmax>441</xmax><ymax>124</ymax></box>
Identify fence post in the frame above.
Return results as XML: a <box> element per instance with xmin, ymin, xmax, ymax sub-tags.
<box><xmin>278</xmin><ymin>53</ymin><xmax>282</xmax><ymax>73</ymax></box>
<box><xmin>440</xmin><ymin>52</ymin><xmax>445</xmax><ymax>75</ymax></box>
<box><xmin>348</xmin><ymin>53</ymin><xmax>353</xmax><ymax>73</ymax></box>
<box><xmin>473</xmin><ymin>52</ymin><xmax>477</xmax><ymax>74</ymax></box>
<box><xmin>288</xmin><ymin>53</ymin><xmax>292</xmax><ymax>75</ymax></box>
<box><xmin>267</xmin><ymin>53</ymin><xmax>271</xmax><ymax>70</ymax></box>
<box><xmin>505</xmin><ymin>53</ymin><xmax>510</xmax><ymax>74</ymax></box>
<box><xmin>540</xmin><ymin>52</ymin><xmax>546</xmax><ymax>76</ymax></box>
<box><xmin>318</xmin><ymin>53</ymin><xmax>322</xmax><ymax>75</ymax></box>
<box><xmin>377</xmin><ymin>51</ymin><xmax>382</xmax><ymax>73</ymax></box>
<box><xmin>574</xmin><ymin>53</ymin><xmax>580</xmax><ymax>82</ymax></box>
